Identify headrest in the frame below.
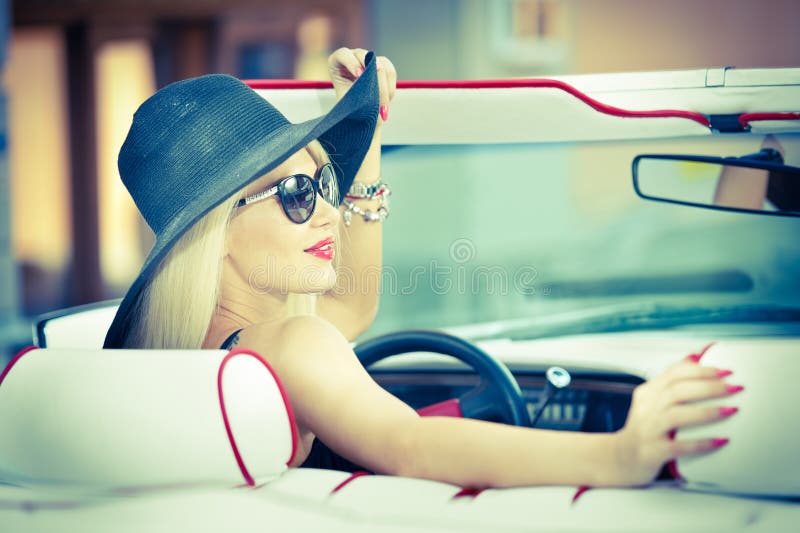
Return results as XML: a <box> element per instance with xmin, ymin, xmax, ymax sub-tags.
<box><xmin>0</xmin><ymin>347</ymin><xmax>297</xmax><ymax>488</ymax></box>
<box><xmin>675</xmin><ymin>341</ymin><xmax>800</xmax><ymax>497</ymax></box>
<box><xmin>34</xmin><ymin>301</ymin><xmax>119</xmax><ymax>348</ymax></box>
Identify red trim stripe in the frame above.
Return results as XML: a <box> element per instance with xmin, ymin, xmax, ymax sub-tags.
<box><xmin>571</xmin><ymin>485</ymin><xmax>591</xmax><ymax>504</ymax></box>
<box><xmin>739</xmin><ymin>112</ymin><xmax>800</xmax><ymax>128</ymax></box>
<box><xmin>245</xmin><ymin>78</ymin><xmax>711</xmax><ymax>127</ymax></box>
<box><xmin>246</xmin><ymin>80</ymin><xmax>334</xmax><ymax>89</ymax></box>
<box><xmin>217</xmin><ymin>348</ymin><xmax>300</xmax><ymax>487</ymax></box>
<box><xmin>0</xmin><ymin>346</ymin><xmax>38</xmax><ymax>387</ymax></box>
<box><xmin>330</xmin><ymin>470</ymin><xmax>372</xmax><ymax>494</ymax></box>
<box><xmin>452</xmin><ymin>487</ymin><xmax>485</xmax><ymax>499</ymax></box>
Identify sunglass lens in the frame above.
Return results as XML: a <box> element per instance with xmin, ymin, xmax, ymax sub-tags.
<box><xmin>319</xmin><ymin>164</ymin><xmax>339</xmax><ymax>207</ymax></box>
<box><xmin>280</xmin><ymin>176</ymin><xmax>316</xmax><ymax>223</ymax></box>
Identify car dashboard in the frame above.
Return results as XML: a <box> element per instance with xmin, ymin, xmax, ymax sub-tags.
<box><xmin>372</xmin><ymin>369</ymin><xmax>639</xmax><ymax>432</ymax></box>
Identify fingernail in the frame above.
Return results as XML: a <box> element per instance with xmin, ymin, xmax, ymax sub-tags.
<box><xmin>380</xmin><ymin>105</ymin><xmax>389</xmax><ymax>121</ymax></box>
<box><xmin>719</xmin><ymin>406</ymin><xmax>739</xmax><ymax>417</ymax></box>
<box><xmin>377</xmin><ymin>64</ymin><xmax>383</xmax><ymax>71</ymax></box>
<box><xmin>716</xmin><ymin>369</ymin><xmax>733</xmax><ymax>378</ymax></box>
<box><xmin>685</xmin><ymin>343</ymin><xmax>714</xmax><ymax>363</ymax></box>
<box><xmin>711</xmin><ymin>438</ymin><xmax>730</xmax><ymax>448</ymax></box>
<box><xmin>355</xmin><ymin>67</ymin><xmax>364</xmax><ymax>77</ymax></box>
<box><xmin>726</xmin><ymin>384</ymin><xmax>745</xmax><ymax>394</ymax></box>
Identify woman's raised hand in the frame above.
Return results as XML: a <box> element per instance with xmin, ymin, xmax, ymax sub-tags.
<box><xmin>609</xmin><ymin>354</ymin><xmax>742</xmax><ymax>487</ymax></box>
<box><xmin>328</xmin><ymin>48</ymin><xmax>396</xmax><ymax>122</ymax></box>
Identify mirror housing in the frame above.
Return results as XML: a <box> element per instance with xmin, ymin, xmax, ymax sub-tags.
<box><xmin>632</xmin><ymin>149</ymin><xmax>800</xmax><ymax>217</ymax></box>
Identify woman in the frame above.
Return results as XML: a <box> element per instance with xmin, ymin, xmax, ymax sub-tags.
<box><xmin>105</xmin><ymin>49</ymin><xmax>741</xmax><ymax>489</ymax></box>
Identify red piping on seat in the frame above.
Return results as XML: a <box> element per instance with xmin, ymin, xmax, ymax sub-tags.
<box><xmin>571</xmin><ymin>485</ymin><xmax>591</xmax><ymax>504</ymax></box>
<box><xmin>245</xmin><ymin>78</ymin><xmax>712</xmax><ymax>128</ymax></box>
<box><xmin>452</xmin><ymin>487</ymin><xmax>485</xmax><ymax>499</ymax></box>
<box><xmin>217</xmin><ymin>348</ymin><xmax>300</xmax><ymax>487</ymax></box>
<box><xmin>739</xmin><ymin>112</ymin><xmax>800</xmax><ymax>128</ymax></box>
<box><xmin>330</xmin><ymin>470</ymin><xmax>372</xmax><ymax>494</ymax></box>
<box><xmin>0</xmin><ymin>346</ymin><xmax>38</xmax><ymax>387</ymax></box>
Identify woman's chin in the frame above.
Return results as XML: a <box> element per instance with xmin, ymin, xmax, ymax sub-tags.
<box><xmin>295</xmin><ymin>266</ymin><xmax>338</xmax><ymax>293</ymax></box>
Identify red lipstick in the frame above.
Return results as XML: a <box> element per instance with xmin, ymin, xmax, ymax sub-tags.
<box><xmin>304</xmin><ymin>236</ymin><xmax>335</xmax><ymax>261</ymax></box>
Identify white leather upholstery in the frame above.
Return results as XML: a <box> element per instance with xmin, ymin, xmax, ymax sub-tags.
<box><xmin>676</xmin><ymin>340</ymin><xmax>800</xmax><ymax>497</ymax></box>
<box><xmin>3</xmin><ymin>476</ymin><xmax>799</xmax><ymax>532</ymax></box>
<box><xmin>256</xmin><ymin>468</ymin><xmax>352</xmax><ymax>502</ymax></box>
<box><xmin>2</xmin><ymin>346</ymin><xmax>799</xmax><ymax>529</ymax></box>
<box><xmin>0</xmin><ymin>347</ymin><xmax>295</xmax><ymax>488</ymax></box>
<box><xmin>35</xmin><ymin>302</ymin><xmax>119</xmax><ymax>348</ymax></box>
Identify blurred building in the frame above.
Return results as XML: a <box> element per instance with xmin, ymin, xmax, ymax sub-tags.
<box><xmin>6</xmin><ymin>0</ymin><xmax>363</xmax><ymax>318</ymax></box>
<box><xmin>1</xmin><ymin>0</ymin><xmax>799</xmax><ymax>359</ymax></box>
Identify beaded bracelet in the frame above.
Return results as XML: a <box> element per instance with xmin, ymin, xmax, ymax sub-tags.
<box><xmin>346</xmin><ymin>180</ymin><xmax>389</xmax><ymax>200</ymax></box>
<box><xmin>342</xmin><ymin>182</ymin><xmax>391</xmax><ymax>226</ymax></box>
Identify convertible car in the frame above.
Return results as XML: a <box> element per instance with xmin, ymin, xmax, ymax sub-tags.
<box><xmin>1</xmin><ymin>65</ymin><xmax>799</xmax><ymax>531</ymax></box>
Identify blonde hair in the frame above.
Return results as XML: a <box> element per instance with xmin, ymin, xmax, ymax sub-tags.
<box><xmin>122</xmin><ymin>141</ymin><xmax>333</xmax><ymax>348</ymax></box>
<box><xmin>122</xmin><ymin>199</ymin><xmax>236</xmax><ymax>349</ymax></box>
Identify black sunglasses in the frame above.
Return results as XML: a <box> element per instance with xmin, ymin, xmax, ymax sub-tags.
<box><xmin>236</xmin><ymin>163</ymin><xmax>339</xmax><ymax>224</ymax></box>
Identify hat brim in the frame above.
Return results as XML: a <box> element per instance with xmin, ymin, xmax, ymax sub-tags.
<box><xmin>104</xmin><ymin>53</ymin><xmax>380</xmax><ymax>348</ymax></box>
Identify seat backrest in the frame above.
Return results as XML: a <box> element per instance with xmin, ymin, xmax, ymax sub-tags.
<box><xmin>0</xmin><ymin>346</ymin><xmax>297</xmax><ymax>488</ymax></box>
<box><xmin>34</xmin><ymin>300</ymin><xmax>120</xmax><ymax>348</ymax></box>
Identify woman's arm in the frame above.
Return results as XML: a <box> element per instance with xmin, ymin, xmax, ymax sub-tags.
<box><xmin>245</xmin><ymin>316</ymin><xmax>740</xmax><ymax>489</ymax></box>
<box><xmin>713</xmin><ymin>165</ymin><xmax>769</xmax><ymax>209</ymax></box>
<box><xmin>317</xmin><ymin>49</ymin><xmax>396</xmax><ymax>340</ymax></box>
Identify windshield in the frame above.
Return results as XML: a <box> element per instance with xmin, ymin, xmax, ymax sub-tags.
<box><xmin>362</xmin><ymin>133</ymin><xmax>800</xmax><ymax>339</ymax></box>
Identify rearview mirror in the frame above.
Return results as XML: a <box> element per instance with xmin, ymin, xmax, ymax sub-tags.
<box><xmin>632</xmin><ymin>149</ymin><xmax>800</xmax><ymax>216</ymax></box>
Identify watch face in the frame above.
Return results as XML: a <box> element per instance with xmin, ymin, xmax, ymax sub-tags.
<box><xmin>546</xmin><ymin>366</ymin><xmax>571</xmax><ymax>389</ymax></box>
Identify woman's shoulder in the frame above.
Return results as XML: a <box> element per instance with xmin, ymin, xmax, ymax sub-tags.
<box><xmin>235</xmin><ymin>315</ymin><xmax>350</xmax><ymax>359</ymax></box>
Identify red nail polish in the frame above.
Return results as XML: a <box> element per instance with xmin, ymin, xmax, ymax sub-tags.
<box><xmin>716</xmin><ymin>369</ymin><xmax>733</xmax><ymax>378</ymax></box>
<box><xmin>711</xmin><ymin>438</ymin><xmax>730</xmax><ymax>448</ymax></box>
<box><xmin>726</xmin><ymin>384</ymin><xmax>744</xmax><ymax>394</ymax></box>
<box><xmin>380</xmin><ymin>105</ymin><xmax>389</xmax><ymax>121</ymax></box>
<box><xmin>719</xmin><ymin>406</ymin><xmax>738</xmax><ymax>417</ymax></box>
<box><xmin>685</xmin><ymin>343</ymin><xmax>714</xmax><ymax>363</ymax></box>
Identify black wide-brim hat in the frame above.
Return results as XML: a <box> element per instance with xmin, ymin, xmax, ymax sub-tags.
<box><xmin>103</xmin><ymin>53</ymin><xmax>380</xmax><ymax>348</ymax></box>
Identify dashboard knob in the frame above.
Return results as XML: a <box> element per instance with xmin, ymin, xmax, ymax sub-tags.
<box><xmin>530</xmin><ymin>366</ymin><xmax>572</xmax><ymax>427</ymax></box>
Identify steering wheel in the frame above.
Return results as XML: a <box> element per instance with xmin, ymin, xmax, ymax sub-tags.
<box><xmin>355</xmin><ymin>330</ymin><xmax>530</xmax><ymax>427</ymax></box>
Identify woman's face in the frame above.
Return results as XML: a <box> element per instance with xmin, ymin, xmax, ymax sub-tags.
<box><xmin>225</xmin><ymin>148</ymin><xmax>340</xmax><ymax>295</ymax></box>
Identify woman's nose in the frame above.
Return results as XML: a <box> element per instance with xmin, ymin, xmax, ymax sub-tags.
<box><xmin>311</xmin><ymin>192</ymin><xmax>341</xmax><ymax>227</ymax></box>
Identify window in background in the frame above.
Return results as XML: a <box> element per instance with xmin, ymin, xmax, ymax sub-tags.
<box><xmin>215</xmin><ymin>3</ymin><xmax>361</xmax><ymax>80</ymax></box>
<box><xmin>294</xmin><ymin>12</ymin><xmax>333</xmax><ymax>80</ymax></box>
<box><xmin>489</xmin><ymin>0</ymin><xmax>569</xmax><ymax>72</ymax></box>
<box><xmin>237</xmin><ymin>42</ymin><xmax>293</xmax><ymax>79</ymax></box>
<box><xmin>4</xmin><ymin>28</ymin><xmax>71</xmax><ymax>315</ymax></box>
<box><xmin>95</xmin><ymin>40</ymin><xmax>156</xmax><ymax>293</ymax></box>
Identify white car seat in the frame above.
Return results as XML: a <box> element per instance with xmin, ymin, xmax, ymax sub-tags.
<box><xmin>0</xmin><ymin>346</ymin><xmax>295</xmax><ymax>487</ymax></box>
<box><xmin>34</xmin><ymin>300</ymin><xmax>120</xmax><ymax>348</ymax></box>
<box><xmin>2</xmin><ymin>345</ymin><xmax>799</xmax><ymax>531</ymax></box>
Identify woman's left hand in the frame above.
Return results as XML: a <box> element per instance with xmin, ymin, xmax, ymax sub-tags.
<box><xmin>328</xmin><ymin>47</ymin><xmax>396</xmax><ymax>122</ymax></box>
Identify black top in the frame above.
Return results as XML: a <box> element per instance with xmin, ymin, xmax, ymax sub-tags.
<box><xmin>219</xmin><ymin>329</ymin><xmax>242</xmax><ymax>350</ymax></box>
